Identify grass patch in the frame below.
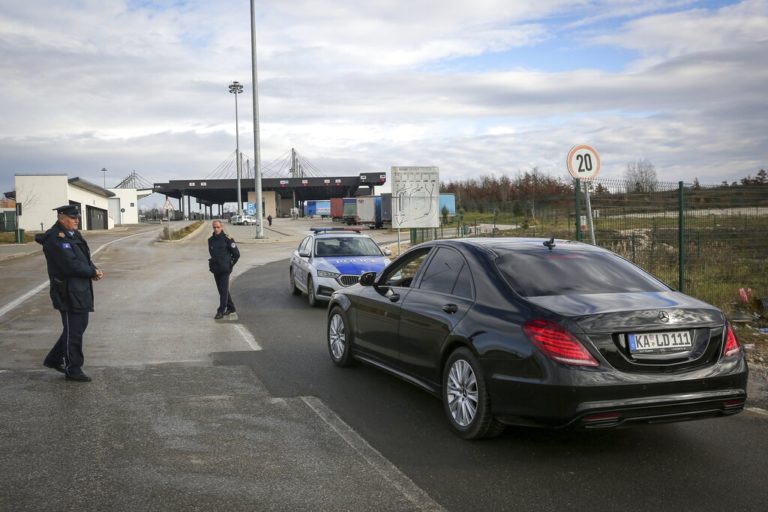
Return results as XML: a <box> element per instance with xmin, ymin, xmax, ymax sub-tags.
<box><xmin>0</xmin><ymin>231</ymin><xmax>35</xmax><ymax>244</ymax></box>
<box><xmin>161</xmin><ymin>221</ymin><xmax>203</xmax><ymax>241</ymax></box>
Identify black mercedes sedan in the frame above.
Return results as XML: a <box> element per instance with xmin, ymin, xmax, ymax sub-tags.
<box><xmin>325</xmin><ymin>238</ymin><xmax>748</xmax><ymax>439</ymax></box>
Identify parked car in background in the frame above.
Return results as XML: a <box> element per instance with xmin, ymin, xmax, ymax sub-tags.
<box><xmin>326</xmin><ymin>238</ymin><xmax>748</xmax><ymax>439</ymax></box>
<box><xmin>289</xmin><ymin>228</ymin><xmax>391</xmax><ymax>307</ymax></box>
<box><xmin>229</xmin><ymin>214</ymin><xmax>257</xmax><ymax>225</ymax></box>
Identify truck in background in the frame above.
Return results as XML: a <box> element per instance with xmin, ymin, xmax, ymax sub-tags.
<box><xmin>315</xmin><ymin>199</ymin><xmax>331</xmax><ymax>218</ymax></box>
<box><xmin>342</xmin><ymin>198</ymin><xmax>357</xmax><ymax>225</ymax></box>
<box><xmin>356</xmin><ymin>196</ymin><xmax>383</xmax><ymax>229</ymax></box>
<box><xmin>439</xmin><ymin>193</ymin><xmax>456</xmax><ymax>217</ymax></box>
<box><xmin>305</xmin><ymin>200</ymin><xmax>317</xmax><ymax>217</ymax></box>
<box><xmin>304</xmin><ymin>199</ymin><xmax>331</xmax><ymax>218</ymax></box>
<box><xmin>381</xmin><ymin>193</ymin><xmax>392</xmax><ymax>226</ymax></box>
<box><xmin>330</xmin><ymin>198</ymin><xmax>344</xmax><ymax>220</ymax></box>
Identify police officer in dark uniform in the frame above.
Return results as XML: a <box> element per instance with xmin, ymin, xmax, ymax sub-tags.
<box><xmin>208</xmin><ymin>219</ymin><xmax>240</xmax><ymax>319</ymax></box>
<box><xmin>35</xmin><ymin>205</ymin><xmax>104</xmax><ymax>382</ymax></box>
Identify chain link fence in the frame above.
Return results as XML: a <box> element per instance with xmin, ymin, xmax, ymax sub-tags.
<box><xmin>411</xmin><ymin>179</ymin><xmax>766</xmax><ymax>313</ymax></box>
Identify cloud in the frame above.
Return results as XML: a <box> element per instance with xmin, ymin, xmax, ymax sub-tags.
<box><xmin>1</xmin><ymin>0</ymin><xmax>766</xmax><ymax>201</ymax></box>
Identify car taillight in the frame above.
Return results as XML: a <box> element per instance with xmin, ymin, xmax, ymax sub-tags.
<box><xmin>723</xmin><ymin>323</ymin><xmax>742</xmax><ymax>357</ymax></box>
<box><xmin>523</xmin><ymin>319</ymin><xmax>599</xmax><ymax>367</ymax></box>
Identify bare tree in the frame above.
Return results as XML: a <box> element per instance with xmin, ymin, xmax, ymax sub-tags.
<box><xmin>625</xmin><ymin>159</ymin><xmax>658</xmax><ymax>193</ymax></box>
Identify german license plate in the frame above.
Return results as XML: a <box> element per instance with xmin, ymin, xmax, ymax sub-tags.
<box><xmin>628</xmin><ymin>331</ymin><xmax>692</xmax><ymax>353</ymax></box>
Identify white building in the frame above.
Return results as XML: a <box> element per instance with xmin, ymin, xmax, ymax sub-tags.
<box><xmin>107</xmin><ymin>187</ymin><xmax>139</xmax><ymax>225</ymax></box>
<box><xmin>14</xmin><ymin>174</ymin><xmax>115</xmax><ymax>231</ymax></box>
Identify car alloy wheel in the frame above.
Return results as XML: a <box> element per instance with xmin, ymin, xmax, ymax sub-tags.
<box><xmin>327</xmin><ymin>307</ymin><xmax>355</xmax><ymax>367</ymax></box>
<box><xmin>442</xmin><ymin>347</ymin><xmax>504</xmax><ymax>440</ymax></box>
<box><xmin>289</xmin><ymin>268</ymin><xmax>301</xmax><ymax>296</ymax></box>
<box><xmin>446</xmin><ymin>359</ymin><xmax>478</xmax><ymax>427</ymax></box>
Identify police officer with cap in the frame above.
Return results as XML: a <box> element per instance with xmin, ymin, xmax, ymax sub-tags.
<box><xmin>35</xmin><ymin>205</ymin><xmax>104</xmax><ymax>382</ymax></box>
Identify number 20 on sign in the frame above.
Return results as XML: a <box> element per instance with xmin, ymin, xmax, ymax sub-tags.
<box><xmin>567</xmin><ymin>144</ymin><xmax>601</xmax><ymax>180</ymax></box>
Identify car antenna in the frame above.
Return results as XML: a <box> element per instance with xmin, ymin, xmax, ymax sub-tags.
<box><xmin>543</xmin><ymin>237</ymin><xmax>556</xmax><ymax>251</ymax></box>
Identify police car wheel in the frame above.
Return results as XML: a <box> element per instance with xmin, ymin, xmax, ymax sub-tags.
<box><xmin>289</xmin><ymin>268</ymin><xmax>301</xmax><ymax>296</ymax></box>
<box><xmin>307</xmin><ymin>276</ymin><xmax>318</xmax><ymax>307</ymax></box>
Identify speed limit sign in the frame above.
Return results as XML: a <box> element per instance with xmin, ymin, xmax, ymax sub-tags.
<box><xmin>567</xmin><ymin>144</ymin><xmax>601</xmax><ymax>180</ymax></box>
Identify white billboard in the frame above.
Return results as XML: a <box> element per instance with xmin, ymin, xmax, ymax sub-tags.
<box><xmin>391</xmin><ymin>166</ymin><xmax>440</xmax><ymax>229</ymax></box>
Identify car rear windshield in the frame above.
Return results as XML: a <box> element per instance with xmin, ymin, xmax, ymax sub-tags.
<box><xmin>495</xmin><ymin>248</ymin><xmax>670</xmax><ymax>297</ymax></box>
<box><xmin>315</xmin><ymin>237</ymin><xmax>383</xmax><ymax>257</ymax></box>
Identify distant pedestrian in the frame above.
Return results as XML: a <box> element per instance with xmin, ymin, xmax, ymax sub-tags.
<box><xmin>208</xmin><ymin>220</ymin><xmax>240</xmax><ymax>319</ymax></box>
<box><xmin>35</xmin><ymin>205</ymin><xmax>104</xmax><ymax>382</ymax></box>
<box><xmin>267</xmin><ymin>214</ymin><xmax>273</xmax><ymax>226</ymax></box>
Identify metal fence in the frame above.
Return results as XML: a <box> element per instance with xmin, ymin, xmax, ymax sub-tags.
<box><xmin>0</xmin><ymin>211</ymin><xmax>16</xmax><ymax>232</ymax></box>
<box><xmin>412</xmin><ymin>179</ymin><xmax>767</xmax><ymax>313</ymax></box>
<box><xmin>572</xmin><ymin>179</ymin><xmax>767</xmax><ymax>314</ymax></box>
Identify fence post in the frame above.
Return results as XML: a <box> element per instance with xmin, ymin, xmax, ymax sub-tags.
<box><xmin>678</xmin><ymin>181</ymin><xmax>685</xmax><ymax>292</ymax></box>
<box><xmin>574</xmin><ymin>178</ymin><xmax>581</xmax><ymax>241</ymax></box>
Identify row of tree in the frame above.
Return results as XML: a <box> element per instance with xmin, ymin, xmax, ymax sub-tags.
<box><xmin>441</xmin><ymin>164</ymin><xmax>766</xmax><ymax>212</ymax></box>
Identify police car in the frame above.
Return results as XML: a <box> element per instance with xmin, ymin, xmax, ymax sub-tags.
<box><xmin>289</xmin><ymin>227</ymin><xmax>391</xmax><ymax>307</ymax></box>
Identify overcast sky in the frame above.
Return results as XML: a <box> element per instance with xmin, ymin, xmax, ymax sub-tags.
<box><xmin>1</xmin><ymin>0</ymin><xmax>766</xmax><ymax>204</ymax></box>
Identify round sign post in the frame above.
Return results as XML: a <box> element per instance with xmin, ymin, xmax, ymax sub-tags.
<box><xmin>567</xmin><ymin>145</ymin><xmax>601</xmax><ymax>244</ymax></box>
<box><xmin>567</xmin><ymin>144</ymin><xmax>601</xmax><ymax>180</ymax></box>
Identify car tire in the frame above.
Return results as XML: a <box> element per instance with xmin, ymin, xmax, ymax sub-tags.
<box><xmin>327</xmin><ymin>307</ymin><xmax>356</xmax><ymax>367</ymax></box>
<box><xmin>307</xmin><ymin>276</ymin><xmax>318</xmax><ymax>307</ymax></box>
<box><xmin>289</xmin><ymin>268</ymin><xmax>301</xmax><ymax>296</ymax></box>
<box><xmin>442</xmin><ymin>347</ymin><xmax>504</xmax><ymax>440</ymax></box>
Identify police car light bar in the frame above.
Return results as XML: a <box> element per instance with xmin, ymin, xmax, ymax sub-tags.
<box><xmin>310</xmin><ymin>227</ymin><xmax>362</xmax><ymax>234</ymax></box>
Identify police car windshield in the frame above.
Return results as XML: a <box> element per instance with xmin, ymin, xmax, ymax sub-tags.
<box><xmin>315</xmin><ymin>237</ymin><xmax>383</xmax><ymax>257</ymax></box>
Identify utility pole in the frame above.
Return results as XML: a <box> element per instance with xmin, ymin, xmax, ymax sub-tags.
<box><xmin>250</xmin><ymin>0</ymin><xmax>264</xmax><ymax>238</ymax></box>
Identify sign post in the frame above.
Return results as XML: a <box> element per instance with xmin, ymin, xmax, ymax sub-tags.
<box><xmin>391</xmin><ymin>166</ymin><xmax>440</xmax><ymax>253</ymax></box>
<box><xmin>567</xmin><ymin>145</ymin><xmax>601</xmax><ymax>244</ymax></box>
<box><xmin>163</xmin><ymin>198</ymin><xmax>174</xmax><ymax>239</ymax></box>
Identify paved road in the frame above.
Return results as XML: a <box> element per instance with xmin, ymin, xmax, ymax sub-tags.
<box><xmin>231</xmin><ymin>259</ymin><xmax>768</xmax><ymax>512</ymax></box>
<box><xmin>0</xmin><ymin>219</ymin><xmax>441</xmax><ymax>511</ymax></box>
<box><xmin>1</xmin><ymin>218</ymin><xmax>766</xmax><ymax>511</ymax></box>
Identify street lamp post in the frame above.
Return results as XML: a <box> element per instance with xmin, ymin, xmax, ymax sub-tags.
<box><xmin>228</xmin><ymin>81</ymin><xmax>244</xmax><ymax>216</ymax></box>
<box><xmin>101</xmin><ymin>167</ymin><xmax>107</xmax><ymax>188</ymax></box>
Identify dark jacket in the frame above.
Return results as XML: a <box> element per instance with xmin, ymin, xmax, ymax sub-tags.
<box><xmin>35</xmin><ymin>222</ymin><xmax>97</xmax><ymax>312</ymax></box>
<box><xmin>208</xmin><ymin>231</ymin><xmax>240</xmax><ymax>274</ymax></box>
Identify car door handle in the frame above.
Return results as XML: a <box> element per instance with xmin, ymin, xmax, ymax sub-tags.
<box><xmin>389</xmin><ymin>293</ymin><xmax>401</xmax><ymax>302</ymax></box>
<box><xmin>442</xmin><ymin>303</ymin><xmax>458</xmax><ymax>314</ymax></box>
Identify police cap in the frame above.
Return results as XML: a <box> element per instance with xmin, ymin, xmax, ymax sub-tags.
<box><xmin>53</xmin><ymin>205</ymin><xmax>80</xmax><ymax>217</ymax></box>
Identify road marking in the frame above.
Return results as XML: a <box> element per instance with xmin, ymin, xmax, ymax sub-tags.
<box><xmin>301</xmin><ymin>396</ymin><xmax>446</xmax><ymax>512</ymax></box>
<box><xmin>232</xmin><ymin>323</ymin><xmax>262</xmax><ymax>351</ymax></box>
<box><xmin>0</xmin><ymin>230</ymin><xmax>151</xmax><ymax>320</ymax></box>
<box><xmin>0</xmin><ymin>282</ymin><xmax>49</xmax><ymax>319</ymax></box>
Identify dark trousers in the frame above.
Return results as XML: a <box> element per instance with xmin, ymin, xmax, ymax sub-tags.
<box><xmin>214</xmin><ymin>272</ymin><xmax>235</xmax><ymax>314</ymax></box>
<box><xmin>44</xmin><ymin>310</ymin><xmax>89</xmax><ymax>375</ymax></box>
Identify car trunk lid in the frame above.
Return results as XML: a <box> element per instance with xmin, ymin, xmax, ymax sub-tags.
<box><xmin>526</xmin><ymin>291</ymin><xmax>725</xmax><ymax>372</ymax></box>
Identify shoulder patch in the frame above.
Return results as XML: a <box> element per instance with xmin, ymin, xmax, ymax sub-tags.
<box><xmin>231</xmin><ymin>242</ymin><xmax>237</xmax><ymax>249</ymax></box>
<box><xmin>58</xmin><ymin>232</ymin><xmax>65</xmax><ymax>238</ymax></box>
<box><xmin>61</xmin><ymin>242</ymin><xmax>72</xmax><ymax>249</ymax></box>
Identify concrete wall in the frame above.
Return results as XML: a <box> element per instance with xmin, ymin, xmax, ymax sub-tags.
<box><xmin>246</xmin><ymin>190</ymin><xmax>278</xmax><ymax>218</ymax></box>
<box><xmin>107</xmin><ymin>188</ymin><xmax>140</xmax><ymax>225</ymax></box>
<box><xmin>14</xmin><ymin>175</ymin><xmax>69</xmax><ymax>232</ymax></box>
<box><xmin>68</xmin><ymin>183</ymin><xmax>111</xmax><ymax>230</ymax></box>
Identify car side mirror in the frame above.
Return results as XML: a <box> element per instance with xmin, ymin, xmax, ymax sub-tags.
<box><xmin>359</xmin><ymin>271</ymin><xmax>377</xmax><ymax>286</ymax></box>
<box><xmin>382</xmin><ymin>248</ymin><xmax>392</xmax><ymax>256</ymax></box>
<box><xmin>299</xmin><ymin>251</ymin><xmax>311</xmax><ymax>258</ymax></box>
